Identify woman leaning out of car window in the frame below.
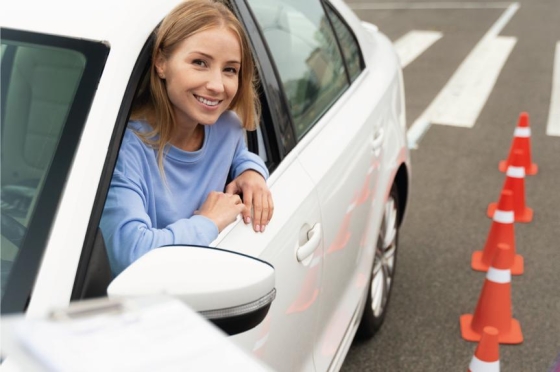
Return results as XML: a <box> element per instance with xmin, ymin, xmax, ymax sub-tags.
<box><xmin>99</xmin><ymin>0</ymin><xmax>273</xmax><ymax>277</ymax></box>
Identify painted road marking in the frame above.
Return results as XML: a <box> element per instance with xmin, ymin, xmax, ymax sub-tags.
<box><xmin>349</xmin><ymin>2</ymin><xmax>513</xmax><ymax>10</ymax></box>
<box><xmin>394</xmin><ymin>30</ymin><xmax>443</xmax><ymax>68</ymax></box>
<box><xmin>407</xmin><ymin>3</ymin><xmax>519</xmax><ymax>148</ymax></box>
<box><xmin>429</xmin><ymin>36</ymin><xmax>517</xmax><ymax>127</ymax></box>
<box><xmin>546</xmin><ymin>42</ymin><xmax>560</xmax><ymax>137</ymax></box>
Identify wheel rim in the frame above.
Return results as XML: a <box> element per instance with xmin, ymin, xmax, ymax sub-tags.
<box><xmin>370</xmin><ymin>195</ymin><xmax>397</xmax><ymax>317</ymax></box>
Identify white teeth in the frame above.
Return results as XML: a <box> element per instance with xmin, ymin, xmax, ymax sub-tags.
<box><xmin>196</xmin><ymin>95</ymin><xmax>219</xmax><ymax>106</ymax></box>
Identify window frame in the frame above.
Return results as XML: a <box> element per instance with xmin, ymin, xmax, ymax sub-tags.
<box><xmin>236</xmin><ymin>0</ymin><xmax>297</xmax><ymax>163</ymax></box>
<box><xmin>71</xmin><ymin>36</ymin><xmax>153</xmax><ymax>302</ymax></box>
<box><xmin>322</xmin><ymin>0</ymin><xmax>365</xmax><ymax>82</ymax></box>
<box><xmin>243</xmin><ymin>0</ymin><xmax>355</xmax><ymax>142</ymax></box>
<box><xmin>1</xmin><ymin>28</ymin><xmax>109</xmax><ymax>314</ymax></box>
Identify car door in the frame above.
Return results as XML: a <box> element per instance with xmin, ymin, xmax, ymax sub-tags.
<box><xmin>215</xmin><ymin>155</ymin><xmax>323</xmax><ymax>372</ymax></box>
<box><xmin>244</xmin><ymin>0</ymin><xmax>386</xmax><ymax>369</ymax></box>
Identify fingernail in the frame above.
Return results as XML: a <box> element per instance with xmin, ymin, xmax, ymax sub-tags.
<box><xmin>255</xmin><ymin>225</ymin><xmax>261</xmax><ymax>232</ymax></box>
<box><xmin>245</xmin><ymin>217</ymin><xmax>251</xmax><ymax>224</ymax></box>
<box><xmin>261</xmin><ymin>225</ymin><xmax>266</xmax><ymax>233</ymax></box>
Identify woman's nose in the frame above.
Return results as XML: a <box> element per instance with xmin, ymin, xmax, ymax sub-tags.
<box><xmin>206</xmin><ymin>69</ymin><xmax>225</xmax><ymax>93</ymax></box>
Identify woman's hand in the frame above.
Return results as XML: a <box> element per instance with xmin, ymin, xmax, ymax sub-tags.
<box><xmin>195</xmin><ymin>191</ymin><xmax>246</xmax><ymax>232</ymax></box>
<box><xmin>226</xmin><ymin>170</ymin><xmax>274</xmax><ymax>232</ymax></box>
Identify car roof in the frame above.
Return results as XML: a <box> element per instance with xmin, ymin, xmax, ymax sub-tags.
<box><xmin>1</xmin><ymin>0</ymin><xmax>181</xmax><ymax>44</ymax></box>
<box><xmin>2</xmin><ymin>0</ymin><xmax>373</xmax><ymax>60</ymax></box>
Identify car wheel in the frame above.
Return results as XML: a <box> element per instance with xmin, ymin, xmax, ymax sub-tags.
<box><xmin>357</xmin><ymin>184</ymin><xmax>399</xmax><ymax>339</ymax></box>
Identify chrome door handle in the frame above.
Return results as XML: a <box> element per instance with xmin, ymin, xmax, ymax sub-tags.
<box><xmin>296</xmin><ymin>223</ymin><xmax>322</xmax><ymax>262</ymax></box>
<box><xmin>371</xmin><ymin>127</ymin><xmax>385</xmax><ymax>150</ymax></box>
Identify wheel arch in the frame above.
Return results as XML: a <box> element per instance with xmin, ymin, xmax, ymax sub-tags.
<box><xmin>393</xmin><ymin>163</ymin><xmax>409</xmax><ymax>227</ymax></box>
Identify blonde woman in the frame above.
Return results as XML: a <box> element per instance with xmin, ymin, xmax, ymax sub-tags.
<box><xmin>100</xmin><ymin>0</ymin><xmax>273</xmax><ymax>276</ymax></box>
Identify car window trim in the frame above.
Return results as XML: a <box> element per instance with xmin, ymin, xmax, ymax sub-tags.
<box><xmin>1</xmin><ymin>28</ymin><xmax>109</xmax><ymax>314</ymax></box>
<box><xmin>323</xmin><ymin>1</ymin><xmax>366</xmax><ymax>77</ymax></box>
<box><xmin>71</xmin><ymin>35</ymin><xmax>154</xmax><ymax>301</ymax></box>
<box><xmin>321</xmin><ymin>1</ymin><xmax>352</xmax><ymax>84</ymax></box>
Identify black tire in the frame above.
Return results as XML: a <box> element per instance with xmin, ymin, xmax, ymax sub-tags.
<box><xmin>356</xmin><ymin>183</ymin><xmax>399</xmax><ymax>339</ymax></box>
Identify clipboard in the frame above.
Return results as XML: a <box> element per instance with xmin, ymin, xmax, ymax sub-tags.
<box><xmin>1</xmin><ymin>295</ymin><xmax>272</xmax><ymax>371</ymax></box>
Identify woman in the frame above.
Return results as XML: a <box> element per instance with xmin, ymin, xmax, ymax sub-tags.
<box><xmin>100</xmin><ymin>0</ymin><xmax>273</xmax><ymax>276</ymax></box>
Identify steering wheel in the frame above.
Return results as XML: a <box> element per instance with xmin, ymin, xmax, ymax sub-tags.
<box><xmin>1</xmin><ymin>210</ymin><xmax>26</xmax><ymax>247</ymax></box>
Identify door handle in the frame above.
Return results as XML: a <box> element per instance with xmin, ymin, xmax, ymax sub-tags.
<box><xmin>371</xmin><ymin>127</ymin><xmax>385</xmax><ymax>150</ymax></box>
<box><xmin>297</xmin><ymin>223</ymin><xmax>322</xmax><ymax>262</ymax></box>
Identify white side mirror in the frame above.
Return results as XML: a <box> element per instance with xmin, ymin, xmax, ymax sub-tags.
<box><xmin>108</xmin><ymin>246</ymin><xmax>276</xmax><ymax>335</ymax></box>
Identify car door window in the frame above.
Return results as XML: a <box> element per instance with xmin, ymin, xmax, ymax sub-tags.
<box><xmin>324</xmin><ymin>3</ymin><xmax>364</xmax><ymax>82</ymax></box>
<box><xmin>247</xmin><ymin>0</ymin><xmax>349</xmax><ymax>139</ymax></box>
<box><xmin>0</xmin><ymin>29</ymin><xmax>108</xmax><ymax>314</ymax></box>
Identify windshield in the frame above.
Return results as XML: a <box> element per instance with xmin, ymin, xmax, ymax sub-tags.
<box><xmin>1</xmin><ymin>28</ymin><xmax>109</xmax><ymax>313</ymax></box>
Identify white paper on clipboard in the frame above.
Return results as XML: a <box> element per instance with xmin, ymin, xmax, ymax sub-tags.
<box><xmin>0</xmin><ymin>296</ymin><xmax>272</xmax><ymax>372</ymax></box>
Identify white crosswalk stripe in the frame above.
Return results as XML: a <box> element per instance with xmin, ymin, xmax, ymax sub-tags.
<box><xmin>407</xmin><ymin>3</ymin><xmax>520</xmax><ymax>148</ymax></box>
<box><xmin>394</xmin><ymin>30</ymin><xmax>442</xmax><ymax>68</ymax></box>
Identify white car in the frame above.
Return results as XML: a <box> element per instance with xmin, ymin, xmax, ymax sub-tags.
<box><xmin>0</xmin><ymin>0</ymin><xmax>410</xmax><ymax>370</ymax></box>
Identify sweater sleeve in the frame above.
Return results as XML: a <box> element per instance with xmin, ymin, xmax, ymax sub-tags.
<box><xmin>230</xmin><ymin>132</ymin><xmax>269</xmax><ymax>180</ymax></box>
<box><xmin>100</xmin><ymin>166</ymin><xmax>218</xmax><ymax>277</ymax></box>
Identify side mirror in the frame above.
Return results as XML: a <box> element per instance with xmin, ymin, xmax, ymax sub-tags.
<box><xmin>107</xmin><ymin>246</ymin><xmax>275</xmax><ymax>336</ymax></box>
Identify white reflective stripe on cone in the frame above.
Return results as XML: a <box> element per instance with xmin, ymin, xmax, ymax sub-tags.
<box><xmin>487</xmin><ymin>267</ymin><xmax>511</xmax><ymax>283</ymax></box>
<box><xmin>469</xmin><ymin>356</ymin><xmax>500</xmax><ymax>372</ymax></box>
<box><xmin>506</xmin><ymin>165</ymin><xmax>525</xmax><ymax>178</ymax></box>
<box><xmin>514</xmin><ymin>127</ymin><xmax>531</xmax><ymax>137</ymax></box>
<box><xmin>493</xmin><ymin>210</ymin><xmax>514</xmax><ymax>224</ymax></box>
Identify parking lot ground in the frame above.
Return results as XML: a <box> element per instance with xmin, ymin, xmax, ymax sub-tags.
<box><xmin>343</xmin><ymin>124</ymin><xmax>560</xmax><ymax>371</ymax></box>
<box><xmin>342</xmin><ymin>1</ymin><xmax>560</xmax><ymax>371</ymax></box>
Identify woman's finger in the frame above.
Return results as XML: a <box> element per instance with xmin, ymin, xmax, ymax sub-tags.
<box><xmin>252</xmin><ymin>192</ymin><xmax>263</xmax><ymax>232</ymax></box>
<box><xmin>240</xmin><ymin>189</ymin><xmax>252</xmax><ymax>224</ymax></box>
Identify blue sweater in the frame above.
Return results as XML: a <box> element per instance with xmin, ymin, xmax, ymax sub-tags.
<box><xmin>100</xmin><ymin>111</ymin><xmax>268</xmax><ymax>276</ymax></box>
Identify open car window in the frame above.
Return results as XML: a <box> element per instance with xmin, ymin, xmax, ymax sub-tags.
<box><xmin>71</xmin><ymin>17</ymin><xmax>280</xmax><ymax>301</ymax></box>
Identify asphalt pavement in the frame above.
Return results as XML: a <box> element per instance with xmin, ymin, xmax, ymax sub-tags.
<box><xmin>341</xmin><ymin>1</ymin><xmax>560</xmax><ymax>371</ymax></box>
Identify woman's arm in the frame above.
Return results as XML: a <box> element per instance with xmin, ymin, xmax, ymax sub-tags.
<box><xmin>227</xmin><ymin>135</ymin><xmax>274</xmax><ymax>232</ymax></box>
<box><xmin>100</xmin><ymin>170</ymin><xmax>219</xmax><ymax>276</ymax></box>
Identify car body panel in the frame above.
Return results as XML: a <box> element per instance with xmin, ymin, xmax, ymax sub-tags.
<box><xmin>215</xmin><ymin>154</ymin><xmax>324</xmax><ymax>371</ymax></box>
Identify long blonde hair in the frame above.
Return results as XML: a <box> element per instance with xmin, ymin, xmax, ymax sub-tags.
<box><xmin>131</xmin><ymin>0</ymin><xmax>260</xmax><ymax>171</ymax></box>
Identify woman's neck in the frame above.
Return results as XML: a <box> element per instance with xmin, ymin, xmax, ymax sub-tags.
<box><xmin>170</xmin><ymin>123</ymin><xmax>204</xmax><ymax>152</ymax></box>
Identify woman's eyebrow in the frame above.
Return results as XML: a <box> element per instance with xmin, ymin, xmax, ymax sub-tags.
<box><xmin>190</xmin><ymin>51</ymin><xmax>240</xmax><ymax>65</ymax></box>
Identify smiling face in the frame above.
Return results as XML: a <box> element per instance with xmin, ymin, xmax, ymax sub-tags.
<box><xmin>155</xmin><ymin>26</ymin><xmax>241</xmax><ymax>129</ymax></box>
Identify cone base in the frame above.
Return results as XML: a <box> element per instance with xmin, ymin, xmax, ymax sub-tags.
<box><xmin>487</xmin><ymin>203</ymin><xmax>533</xmax><ymax>223</ymax></box>
<box><xmin>499</xmin><ymin>160</ymin><xmax>538</xmax><ymax>175</ymax></box>
<box><xmin>460</xmin><ymin>314</ymin><xmax>523</xmax><ymax>344</ymax></box>
<box><xmin>471</xmin><ymin>251</ymin><xmax>524</xmax><ymax>275</ymax></box>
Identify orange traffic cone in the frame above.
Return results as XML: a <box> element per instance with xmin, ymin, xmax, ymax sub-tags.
<box><xmin>460</xmin><ymin>244</ymin><xmax>523</xmax><ymax>344</ymax></box>
<box><xmin>499</xmin><ymin>112</ymin><xmax>538</xmax><ymax>175</ymax></box>
<box><xmin>488</xmin><ymin>149</ymin><xmax>533</xmax><ymax>223</ymax></box>
<box><xmin>473</xmin><ymin>190</ymin><xmax>523</xmax><ymax>275</ymax></box>
<box><xmin>468</xmin><ymin>326</ymin><xmax>500</xmax><ymax>372</ymax></box>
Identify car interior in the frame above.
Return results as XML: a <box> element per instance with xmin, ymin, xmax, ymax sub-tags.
<box><xmin>1</xmin><ymin>41</ymin><xmax>86</xmax><ymax>295</ymax></box>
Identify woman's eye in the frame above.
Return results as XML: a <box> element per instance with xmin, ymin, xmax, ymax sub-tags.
<box><xmin>224</xmin><ymin>67</ymin><xmax>238</xmax><ymax>75</ymax></box>
<box><xmin>193</xmin><ymin>59</ymin><xmax>207</xmax><ymax>67</ymax></box>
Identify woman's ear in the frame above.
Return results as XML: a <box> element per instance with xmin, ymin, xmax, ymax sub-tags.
<box><xmin>155</xmin><ymin>53</ymin><xmax>166</xmax><ymax>79</ymax></box>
